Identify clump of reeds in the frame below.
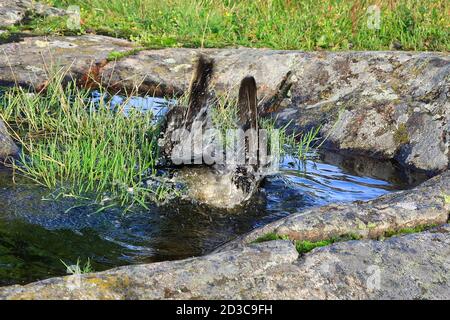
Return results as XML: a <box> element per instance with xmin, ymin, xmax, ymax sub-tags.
<box><xmin>0</xmin><ymin>73</ymin><xmax>173</xmax><ymax>209</ymax></box>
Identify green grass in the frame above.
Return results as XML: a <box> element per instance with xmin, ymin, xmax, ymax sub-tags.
<box><xmin>253</xmin><ymin>232</ymin><xmax>361</xmax><ymax>254</ymax></box>
<box><xmin>383</xmin><ymin>224</ymin><xmax>437</xmax><ymax>237</ymax></box>
<box><xmin>17</xmin><ymin>0</ymin><xmax>448</xmax><ymax>51</ymax></box>
<box><xmin>0</xmin><ymin>72</ymin><xmax>318</xmax><ymax>210</ymax></box>
<box><xmin>294</xmin><ymin>239</ymin><xmax>336</xmax><ymax>254</ymax></box>
<box><xmin>260</xmin><ymin>118</ymin><xmax>321</xmax><ymax>162</ymax></box>
<box><xmin>0</xmin><ymin>73</ymin><xmax>173</xmax><ymax>209</ymax></box>
<box><xmin>61</xmin><ymin>257</ymin><xmax>93</xmax><ymax>275</ymax></box>
<box><xmin>393</xmin><ymin>123</ymin><xmax>410</xmax><ymax>145</ymax></box>
<box><xmin>106</xmin><ymin>48</ymin><xmax>144</xmax><ymax>61</ymax></box>
<box><xmin>295</xmin><ymin>234</ymin><xmax>361</xmax><ymax>253</ymax></box>
<box><xmin>254</xmin><ymin>225</ymin><xmax>442</xmax><ymax>254</ymax></box>
<box><xmin>252</xmin><ymin>232</ymin><xmax>290</xmax><ymax>243</ymax></box>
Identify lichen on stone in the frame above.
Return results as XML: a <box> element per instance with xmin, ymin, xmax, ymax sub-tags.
<box><xmin>394</xmin><ymin>123</ymin><xmax>410</xmax><ymax>145</ymax></box>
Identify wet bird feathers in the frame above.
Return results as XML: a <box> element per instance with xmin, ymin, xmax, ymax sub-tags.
<box><xmin>160</xmin><ymin>54</ymin><xmax>266</xmax><ymax>208</ymax></box>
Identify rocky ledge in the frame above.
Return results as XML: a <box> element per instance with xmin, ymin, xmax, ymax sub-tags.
<box><xmin>217</xmin><ymin>169</ymin><xmax>450</xmax><ymax>252</ymax></box>
<box><xmin>0</xmin><ymin>35</ymin><xmax>137</xmax><ymax>90</ymax></box>
<box><xmin>0</xmin><ymin>37</ymin><xmax>448</xmax><ymax>172</ymax></box>
<box><xmin>0</xmin><ymin>225</ymin><xmax>449</xmax><ymax>300</ymax></box>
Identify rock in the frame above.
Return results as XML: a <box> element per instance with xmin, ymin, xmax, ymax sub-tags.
<box><xmin>1</xmin><ymin>226</ymin><xmax>449</xmax><ymax>299</ymax></box>
<box><xmin>0</xmin><ymin>119</ymin><xmax>18</xmax><ymax>158</ymax></box>
<box><xmin>274</xmin><ymin>51</ymin><xmax>450</xmax><ymax>173</ymax></box>
<box><xmin>103</xmin><ymin>49</ymin><xmax>450</xmax><ymax>173</ymax></box>
<box><xmin>216</xmin><ymin>169</ymin><xmax>450</xmax><ymax>251</ymax></box>
<box><xmin>0</xmin><ymin>1</ymin><xmax>27</xmax><ymax>28</ymax></box>
<box><xmin>318</xmin><ymin>151</ymin><xmax>429</xmax><ymax>185</ymax></box>
<box><xmin>0</xmin><ymin>35</ymin><xmax>136</xmax><ymax>89</ymax></box>
<box><xmin>0</xmin><ymin>43</ymin><xmax>447</xmax><ymax>171</ymax></box>
<box><xmin>0</xmin><ymin>0</ymin><xmax>66</xmax><ymax>28</ymax></box>
<box><xmin>101</xmin><ymin>48</ymin><xmax>296</xmax><ymax>102</ymax></box>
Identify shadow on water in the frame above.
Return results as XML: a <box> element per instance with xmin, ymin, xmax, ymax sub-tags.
<box><xmin>0</xmin><ymin>150</ymin><xmax>428</xmax><ymax>286</ymax></box>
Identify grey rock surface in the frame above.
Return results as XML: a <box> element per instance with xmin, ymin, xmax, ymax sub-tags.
<box><xmin>0</xmin><ymin>119</ymin><xmax>18</xmax><ymax>158</ymax></box>
<box><xmin>0</xmin><ymin>0</ymin><xmax>66</xmax><ymax>28</ymax></box>
<box><xmin>0</xmin><ymin>42</ymin><xmax>448</xmax><ymax>171</ymax></box>
<box><xmin>1</xmin><ymin>226</ymin><xmax>449</xmax><ymax>299</ymax></box>
<box><xmin>0</xmin><ymin>35</ymin><xmax>136</xmax><ymax>89</ymax></box>
<box><xmin>103</xmin><ymin>49</ymin><xmax>450</xmax><ymax>172</ymax></box>
<box><xmin>289</xmin><ymin>52</ymin><xmax>450</xmax><ymax>174</ymax></box>
<box><xmin>102</xmin><ymin>48</ymin><xmax>296</xmax><ymax>101</ymax></box>
<box><xmin>217</xmin><ymin>169</ymin><xmax>450</xmax><ymax>252</ymax></box>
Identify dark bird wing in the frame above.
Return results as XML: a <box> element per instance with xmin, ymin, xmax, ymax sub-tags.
<box><xmin>237</xmin><ymin>76</ymin><xmax>258</xmax><ymax>131</ymax></box>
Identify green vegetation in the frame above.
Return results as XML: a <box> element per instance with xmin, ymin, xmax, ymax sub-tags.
<box><xmin>294</xmin><ymin>125</ymin><xmax>321</xmax><ymax>161</ymax></box>
<box><xmin>444</xmin><ymin>194</ymin><xmax>450</xmax><ymax>205</ymax></box>
<box><xmin>210</xmin><ymin>96</ymin><xmax>239</xmax><ymax>134</ymax></box>
<box><xmin>61</xmin><ymin>257</ymin><xmax>93</xmax><ymax>274</ymax></box>
<box><xmin>394</xmin><ymin>123</ymin><xmax>410</xmax><ymax>145</ymax></box>
<box><xmin>0</xmin><ymin>73</ymin><xmax>173</xmax><ymax>209</ymax></box>
<box><xmin>260</xmin><ymin>118</ymin><xmax>321</xmax><ymax>161</ymax></box>
<box><xmin>383</xmin><ymin>224</ymin><xmax>437</xmax><ymax>237</ymax></box>
<box><xmin>106</xmin><ymin>48</ymin><xmax>144</xmax><ymax>61</ymax></box>
<box><xmin>253</xmin><ymin>225</ymin><xmax>441</xmax><ymax>254</ymax></box>
<box><xmin>295</xmin><ymin>234</ymin><xmax>361</xmax><ymax>254</ymax></box>
<box><xmin>295</xmin><ymin>239</ymin><xmax>335</xmax><ymax>254</ymax></box>
<box><xmin>15</xmin><ymin>0</ymin><xmax>448</xmax><ymax>51</ymax></box>
<box><xmin>253</xmin><ymin>232</ymin><xmax>361</xmax><ymax>254</ymax></box>
<box><xmin>253</xmin><ymin>226</ymin><xmax>445</xmax><ymax>254</ymax></box>
<box><xmin>252</xmin><ymin>232</ymin><xmax>290</xmax><ymax>243</ymax></box>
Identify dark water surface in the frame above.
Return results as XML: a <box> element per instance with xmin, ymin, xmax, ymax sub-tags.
<box><xmin>0</xmin><ymin>151</ymin><xmax>427</xmax><ymax>286</ymax></box>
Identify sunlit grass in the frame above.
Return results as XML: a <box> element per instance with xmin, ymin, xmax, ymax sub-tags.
<box><xmin>260</xmin><ymin>117</ymin><xmax>321</xmax><ymax>162</ymax></box>
<box><xmin>0</xmin><ymin>74</ymin><xmax>320</xmax><ymax>210</ymax></box>
<box><xmin>17</xmin><ymin>0</ymin><xmax>447</xmax><ymax>51</ymax></box>
<box><xmin>0</xmin><ymin>73</ymin><xmax>173</xmax><ymax>209</ymax></box>
<box><xmin>61</xmin><ymin>257</ymin><xmax>93</xmax><ymax>275</ymax></box>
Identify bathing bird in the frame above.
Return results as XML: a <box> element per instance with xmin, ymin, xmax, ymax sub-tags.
<box><xmin>159</xmin><ymin>54</ymin><xmax>275</xmax><ymax>208</ymax></box>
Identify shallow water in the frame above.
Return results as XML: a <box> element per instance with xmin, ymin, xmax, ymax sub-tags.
<box><xmin>0</xmin><ymin>94</ymin><xmax>429</xmax><ymax>286</ymax></box>
<box><xmin>0</xmin><ymin>151</ymin><xmax>427</xmax><ymax>286</ymax></box>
